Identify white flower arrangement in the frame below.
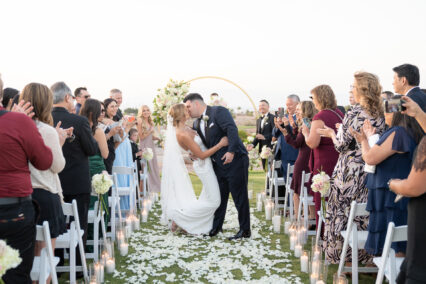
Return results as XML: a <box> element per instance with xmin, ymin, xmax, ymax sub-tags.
<box><xmin>260</xmin><ymin>146</ymin><xmax>273</xmax><ymax>159</ymax></box>
<box><xmin>92</xmin><ymin>171</ymin><xmax>113</xmax><ymax>195</ymax></box>
<box><xmin>142</xmin><ymin>148</ymin><xmax>154</xmax><ymax>161</ymax></box>
<box><xmin>153</xmin><ymin>79</ymin><xmax>191</xmax><ymax>126</ymax></box>
<box><xmin>246</xmin><ymin>135</ymin><xmax>255</xmax><ymax>144</ymax></box>
<box><xmin>0</xmin><ymin>239</ymin><xmax>22</xmax><ymax>278</ymax></box>
<box><xmin>248</xmin><ymin>149</ymin><xmax>261</xmax><ymax>170</ymax></box>
<box><xmin>311</xmin><ymin>170</ymin><xmax>331</xmax><ymax>216</ymax></box>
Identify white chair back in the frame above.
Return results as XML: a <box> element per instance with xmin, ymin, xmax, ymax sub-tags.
<box><xmin>31</xmin><ymin>221</ymin><xmax>58</xmax><ymax>284</ymax></box>
<box><xmin>112</xmin><ymin>166</ymin><xmax>137</xmax><ymax>213</ymax></box>
<box><xmin>375</xmin><ymin>223</ymin><xmax>407</xmax><ymax>284</ymax></box>
<box><xmin>283</xmin><ymin>163</ymin><xmax>295</xmax><ymax>220</ymax></box>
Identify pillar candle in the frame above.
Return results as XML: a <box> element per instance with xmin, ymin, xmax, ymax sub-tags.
<box><xmin>300</xmin><ymin>253</ymin><xmax>309</xmax><ymax>273</ymax></box>
<box><xmin>120</xmin><ymin>243</ymin><xmax>129</xmax><ymax>256</ymax></box>
<box><xmin>105</xmin><ymin>258</ymin><xmax>115</xmax><ymax>273</ymax></box>
<box><xmin>265</xmin><ymin>203</ymin><xmax>272</xmax><ymax>220</ymax></box>
<box><xmin>272</xmin><ymin>215</ymin><xmax>281</xmax><ymax>233</ymax></box>
<box><xmin>141</xmin><ymin>210</ymin><xmax>148</xmax><ymax>222</ymax></box>
<box><xmin>256</xmin><ymin>201</ymin><xmax>263</xmax><ymax>212</ymax></box>
<box><xmin>248</xmin><ymin>190</ymin><xmax>253</xmax><ymax>200</ymax></box>
<box><xmin>284</xmin><ymin>221</ymin><xmax>291</xmax><ymax>234</ymax></box>
<box><xmin>290</xmin><ymin>235</ymin><xmax>296</xmax><ymax>250</ymax></box>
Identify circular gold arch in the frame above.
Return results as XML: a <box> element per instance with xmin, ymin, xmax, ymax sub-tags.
<box><xmin>187</xmin><ymin>76</ymin><xmax>258</xmax><ymax>117</ymax></box>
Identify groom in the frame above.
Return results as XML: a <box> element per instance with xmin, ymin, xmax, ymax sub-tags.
<box><xmin>184</xmin><ymin>93</ymin><xmax>251</xmax><ymax>240</ymax></box>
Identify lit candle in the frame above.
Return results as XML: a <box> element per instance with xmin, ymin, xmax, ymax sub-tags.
<box><xmin>272</xmin><ymin>215</ymin><xmax>281</xmax><ymax>233</ymax></box>
<box><xmin>256</xmin><ymin>201</ymin><xmax>263</xmax><ymax>212</ymax></box>
<box><xmin>120</xmin><ymin>242</ymin><xmax>129</xmax><ymax>256</ymax></box>
<box><xmin>265</xmin><ymin>203</ymin><xmax>272</xmax><ymax>220</ymax></box>
<box><xmin>126</xmin><ymin>216</ymin><xmax>132</xmax><ymax>228</ymax></box>
<box><xmin>248</xmin><ymin>190</ymin><xmax>253</xmax><ymax>200</ymax></box>
<box><xmin>300</xmin><ymin>252</ymin><xmax>309</xmax><ymax>273</ymax></box>
<box><xmin>94</xmin><ymin>262</ymin><xmax>104</xmax><ymax>283</ymax></box>
<box><xmin>105</xmin><ymin>257</ymin><xmax>115</xmax><ymax>273</ymax></box>
<box><xmin>310</xmin><ymin>273</ymin><xmax>318</xmax><ymax>284</ymax></box>
<box><xmin>125</xmin><ymin>225</ymin><xmax>132</xmax><ymax>238</ymax></box>
<box><xmin>143</xmin><ymin>199</ymin><xmax>148</xmax><ymax>210</ymax></box>
<box><xmin>313</xmin><ymin>249</ymin><xmax>321</xmax><ymax>261</ymax></box>
<box><xmin>101</xmin><ymin>251</ymin><xmax>109</xmax><ymax>265</ymax></box>
<box><xmin>294</xmin><ymin>244</ymin><xmax>302</xmax><ymax>257</ymax></box>
<box><xmin>147</xmin><ymin>199</ymin><xmax>152</xmax><ymax>211</ymax></box>
<box><xmin>284</xmin><ymin>221</ymin><xmax>291</xmax><ymax>234</ymax></box>
<box><xmin>290</xmin><ymin>235</ymin><xmax>296</xmax><ymax>251</ymax></box>
<box><xmin>141</xmin><ymin>210</ymin><xmax>148</xmax><ymax>222</ymax></box>
<box><xmin>257</xmin><ymin>193</ymin><xmax>262</xmax><ymax>203</ymax></box>
<box><xmin>133</xmin><ymin>216</ymin><xmax>140</xmax><ymax>231</ymax></box>
<box><xmin>116</xmin><ymin>231</ymin><xmax>124</xmax><ymax>244</ymax></box>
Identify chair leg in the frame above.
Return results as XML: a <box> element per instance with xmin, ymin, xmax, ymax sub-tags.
<box><xmin>70</xmin><ymin>241</ymin><xmax>76</xmax><ymax>284</ymax></box>
<box><xmin>352</xmin><ymin>227</ymin><xmax>359</xmax><ymax>284</ymax></box>
<box><xmin>315</xmin><ymin>212</ymin><xmax>322</xmax><ymax>247</ymax></box>
<box><xmin>94</xmin><ymin>217</ymin><xmax>99</xmax><ymax>262</ymax></box>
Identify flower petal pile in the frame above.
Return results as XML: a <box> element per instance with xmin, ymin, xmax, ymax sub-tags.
<box><xmin>113</xmin><ymin>201</ymin><xmax>302</xmax><ymax>283</ymax></box>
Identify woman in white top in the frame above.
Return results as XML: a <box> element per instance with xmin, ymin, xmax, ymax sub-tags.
<box><xmin>20</xmin><ymin>83</ymin><xmax>72</xmax><ymax>266</ymax></box>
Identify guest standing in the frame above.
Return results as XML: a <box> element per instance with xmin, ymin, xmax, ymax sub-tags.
<box><xmin>110</xmin><ymin>89</ymin><xmax>124</xmax><ymax>121</ymax></box>
<box><xmin>302</xmin><ymin>85</ymin><xmax>343</xmax><ymax>226</ymax></box>
<box><xmin>0</xmin><ymin>76</ymin><xmax>53</xmax><ymax>284</ymax></box>
<box><xmin>247</xmin><ymin>100</ymin><xmax>275</xmax><ymax>170</ymax></box>
<box><xmin>352</xmin><ymin>98</ymin><xmax>423</xmax><ymax>256</ymax></box>
<box><xmin>318</xmin><ymin>72</ymin><xmax>386</xmax><ymax>264</ymax></box>
<box><xmin>279</xmin><ymin>101</ymin><xmax>317</xmax><ymax>217</ymax></box>
<box><xmin>137</xmin><ymin>105</ymin><xmax>161</xmax><ymax>193</ymax></box>
<box><xmin>392</xmin><ymin>63</ymin><xmax>426</xmax><ymax>111</ymax></box>
<box><xmin>74</xmin><ymin>87</ymin><xmax>90</xmax><ymax>115</ymax></box>
<box><xmin>20</xmin><ymin>83</ymin><xmax>70</xmax><ymax>273</ymax></box>
<box><xmin>51</xmin><ymin>82</ymin><xmax>97</xmax><ymax>266</ymax></box>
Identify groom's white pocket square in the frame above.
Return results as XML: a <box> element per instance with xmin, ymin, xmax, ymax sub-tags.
<box><xmin>209</xmin><ymin>122</ymin><xmax>215</xmax><ymax>128</ymax></box>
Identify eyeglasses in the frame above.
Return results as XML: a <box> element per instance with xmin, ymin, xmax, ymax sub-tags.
<box><xmin>68</xmin><ymin>94</ymin><xmax>76</xmax><ymax>100</ymax></box>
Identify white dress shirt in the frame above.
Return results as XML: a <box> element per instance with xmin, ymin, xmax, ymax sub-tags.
<box><xmin>199</xmin><ymin>107</ymin><xmax>207</xmax><ymax>137</ymax></box>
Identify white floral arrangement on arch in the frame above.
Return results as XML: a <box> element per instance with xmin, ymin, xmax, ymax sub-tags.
<box><xmin>260</xmin><ymin>146</ymin><xmax>273</xmax><ymax>160</ymax></box>
<box><xmin>153</xmin><ymin>79</ymin><xmax>190</xmax><ymax>126</ymax></box>
<box><xmin>0</xmin><ymin>239</ymin><xmax>22</xmax><ymax>278</ymax></box>
<box><xmin>311</xmin><ymin>170</ymin><xmax>331</xmax><ymax>216</ymax></box>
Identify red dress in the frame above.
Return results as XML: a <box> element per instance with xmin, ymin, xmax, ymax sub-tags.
<box><xmin>310</xmin><ymin>109</ymin><xmax>343</xmax><ymax>225</ymax></box>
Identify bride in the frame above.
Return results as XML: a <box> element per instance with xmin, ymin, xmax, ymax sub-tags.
<box><xmin>160</xmin><ymin>103</ymin><xmax>228</xmax><ymax>235</ymax></box>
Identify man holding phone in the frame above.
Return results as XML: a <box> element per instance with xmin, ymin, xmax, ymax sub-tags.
<box><xmin>392</xmin><ymin>64</ymin><xmax>426</xmax><ymax>111</ymax></box>
<box><xmin>247</xmin><ymin>100</ymin><xmax>275</xmax><ymax>169</ymax></box>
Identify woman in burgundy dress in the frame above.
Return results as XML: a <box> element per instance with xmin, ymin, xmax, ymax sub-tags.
<box><xmin>302</xmin><ymin>85</ymin><xmax>343</xmax><ymax>226</ymax></box>
<box><xmin>276</xmin><ymin>101</ymin><xmax>317</xmax><ymax>217</ymax></box>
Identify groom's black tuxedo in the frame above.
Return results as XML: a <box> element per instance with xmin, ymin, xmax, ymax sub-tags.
<box><xmin>193</xmin><ymin>105</ymin><xmax>251</xmax><ymax>231</ymax></box>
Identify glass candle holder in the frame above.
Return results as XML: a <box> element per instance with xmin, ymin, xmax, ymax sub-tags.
<box><xmin>300</xmin><ymin>250</ymin><xmax>309</xmax><ymax>273</ymax></box>
<box><xmin>333</xmin><ymin>272</ymin><xmax>348</xmax><ymax>284</ymax></box>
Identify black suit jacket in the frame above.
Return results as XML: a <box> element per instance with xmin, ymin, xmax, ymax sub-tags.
<box><xmin>52</xmin><ymin>107</ymin><xmax>98</xmax><ymax>195</ymax></box>
<box><xmin>407</xmin><ymin>87</ymin><xmax>426</xmax><ymax>112</ymax></box>
<box><xmin>252</xmin><ymin>112</ymin><xmax>275</xmax><ymax>154</ymax></box>
<box><xmin>193</xmin><ymin>106</ymin><xmax>247</xmax><ymax>170</ymax></box>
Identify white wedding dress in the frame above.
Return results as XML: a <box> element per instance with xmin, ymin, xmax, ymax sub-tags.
<box><xmin>160</xmin><ymin>117</ymin><xmax>221</xmax><ymax>235</ymax></box>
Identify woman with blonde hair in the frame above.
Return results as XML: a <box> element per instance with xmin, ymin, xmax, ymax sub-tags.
<box><xmin>20</xmin><ymin>83</ymin><xmax>71</xmax><ymax>276</ymax></box>
<box><xmin>137</xmin><ymin>105</ymin><xmax>161</xmax><ymax>193</ymax></box>
<box><xmin>317</xmin><ymin>72</ymin><xmax>386</xmax><ymax>264</ymax></box>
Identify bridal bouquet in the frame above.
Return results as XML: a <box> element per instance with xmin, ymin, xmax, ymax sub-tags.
<box><xmin>92</xmin><ymin>171</ymin><xmax>113</xmax><ymax>217</ymax></box>
<box><xmin>260</xmin><ymin>146</ymin><xmax>273</xmax><ymax>159</ymax></box>
<box><xmin>153</xmin><ymin>79</ymin><xmax>190</xmax><ymax>126</ymax></box>
<box><xmin>311</xmin><ymin>171</ymin><xmax>331</xmax><ymax>216</ymax></box>
<box><xmin>0</xmin><ymin>239</ymin><xmax>22</xmax><ymax>278</ymax></box>
<box><xmin>142</xmin><ymin>148</ymin><xmax>154</xmax><ymax>161</ymax></box>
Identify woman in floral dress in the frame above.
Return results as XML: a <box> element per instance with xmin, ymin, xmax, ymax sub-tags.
<box><xmin>318</xmin><ymin>72</ymin><xmax>386</xmax><ymax>264</ymax></box>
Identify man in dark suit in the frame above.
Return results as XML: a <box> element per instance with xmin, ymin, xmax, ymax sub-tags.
<box><xmin>393</xmin><ymin>64</ymin><xmax>426</xmax><ymax>111</ymax></box>
<box><xmin>247</xmin><ymin>100</ymin><xmax>275</xmax><ymax>170</ymax></box>
<box><xmin>51</xmin><ymin>82</ymin><xmax>97</xmax><ymax>266</ymax></box>
<box><xmin>110</xmin><ymin>88</ymin><xmax>124</xmax><ymax>121</ymax></box>
<box><xmin>184</xmin><ymin>93</ymin><xmax>251</xmax><ymax>240</ymax></box>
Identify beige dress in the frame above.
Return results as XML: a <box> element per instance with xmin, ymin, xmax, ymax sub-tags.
<box><xmin>140</xmin><ymin>125</ymin><xmax>161</xmax><ymax>193</ymax></box>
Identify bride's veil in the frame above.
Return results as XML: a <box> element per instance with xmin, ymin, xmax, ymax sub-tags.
<box><xmin>160</xmin><ymin>114</ymin><xmax>197</xmax><ymax>226</ymax></box>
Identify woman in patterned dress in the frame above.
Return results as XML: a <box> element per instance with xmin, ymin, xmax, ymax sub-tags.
<box><xmin>318</xmin><ymin>72</ymin><xmax>386</xmax><ymax>264</ymax></box>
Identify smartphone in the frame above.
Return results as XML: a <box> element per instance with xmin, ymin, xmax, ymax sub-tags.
<box><xmin>302</xmin><ymin>118</ymin><xmax>311</xmax><ymax>129</ymax></box>
<box><xmin>278</xmin><ymin>107</ymin><xmax>285</xmax><ymax>118</ymax></box>
<box><xmin>384</xmin><ymin>98</ymin><xmax>406</xmax><ymax>113</ymax></box>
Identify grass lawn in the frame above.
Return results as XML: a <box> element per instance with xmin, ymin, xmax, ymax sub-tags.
<box><xmin>59</xmin><ymin>171</ymin><xmax>376</xmax><ymax>283</ymax></box>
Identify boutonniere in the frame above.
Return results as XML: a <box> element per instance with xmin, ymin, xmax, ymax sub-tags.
<box><xmin>202</xmin><ymin>115</ymin><xmax>209</xmax><ymax>122</ymax></box>
<box><xmin>261</xmin><ymin>115</ymin><xmax>268</xmax><ymax>125</ymax></box>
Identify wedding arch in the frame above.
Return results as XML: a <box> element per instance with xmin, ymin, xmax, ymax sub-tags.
<box><xmin>187</xmin><ymin>76</ymin><xmax>258</xmax><ymax>115</ymax></box>
<box><xmin>152</xmin><ymin>76</ymin><xmax>257</xmax><ymax>126</ymax></box>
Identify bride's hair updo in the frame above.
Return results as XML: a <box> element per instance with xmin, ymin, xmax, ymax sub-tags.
<box><xmin>169</xmin><ymin>103</ymin><xmax>186</xmax><ymax>126</ymax></box>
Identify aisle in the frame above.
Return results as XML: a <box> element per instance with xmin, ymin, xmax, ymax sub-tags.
<box><xmin>112</xmin><ymin>200</ymin><xmax>302</xmax><ymax>283</ymax></box>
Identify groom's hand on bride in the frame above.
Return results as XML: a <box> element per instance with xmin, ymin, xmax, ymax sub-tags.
<box><xmin>222</xmin><ymin>152</ymin><xmax>234</xmax><ymax>165</ymax></box>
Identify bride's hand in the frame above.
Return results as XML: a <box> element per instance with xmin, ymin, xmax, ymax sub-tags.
<box><xmin>219</xmin><ymin>136</ymin><xmax>229</xmax><ymax>147</ymax></box>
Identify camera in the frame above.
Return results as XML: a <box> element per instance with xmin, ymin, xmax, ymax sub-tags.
<box><xmin>277</xmin><ymin>107</ymin><xmax>285</xmax><ymax>118</ymax></box>
<box><xmin>384</xmin><ymin>96</ymin><xmax>406</xmax><ymax>113</ymax></box>
<box><xmin>302</xmin><ymin>117</ymin><xmax>311</xmax><ymax>129</ymax></box>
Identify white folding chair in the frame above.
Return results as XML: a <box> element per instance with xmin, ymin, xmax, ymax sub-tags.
<box><xmin>282</xmin><ymin>163</ymin><xmax>294</xmax><ymax>220</ymax></box>
<box><xmin>297</xmin><ymin>171</ymin><xmax>314</xmax><ymax>233</ymax></box>
<box><xmin>86</xmin><ymin>200</ymin><xmax>107</xmax><ymax>261</ymax></box>
<box><xmin>337</xmin><ymin>201</ymin><xmax>377</xmax><ymax>284</ymax></box>
<box><xmin>139</xmin><ymin>159</ymin><xmax>149</xmax><ymax>198</ymax></box>
<box><xmin>56</xmin><ymin>200</ymin><xmax>89</xmax><ymax>283</ymax></box>
<box><xmin>374</xmin><ymin>222</ymin><xmax>407</xmax><ymax>284</ymax></box>
<box><xmin>264</xmin><ymin>155</ymin><xmax>274</xmax><ymax>193</ymax></box>
<box><xmin>112</xmin><ymin>166</ymin><xmax>137</xmax><ymax>214</ymax></box>
<box><xmin>31</xmin><ymin>221</ymin><xmax>59</xmax><ymax>284</ymax></box>
<box><xmin>270</xmin><ymin>160</ymin><xmax>285</xmax><ymax>209</ymax></box>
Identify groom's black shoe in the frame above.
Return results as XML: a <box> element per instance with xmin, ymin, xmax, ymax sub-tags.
<box><xmin>209</xmin><ymin>228</ymin><xmax>223</xmax><ymax>237</ymax></box>
<box><xmin>228</xmin><ymin>229</ymin><xmax>251</xmax><ymax>241</ymax></box>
